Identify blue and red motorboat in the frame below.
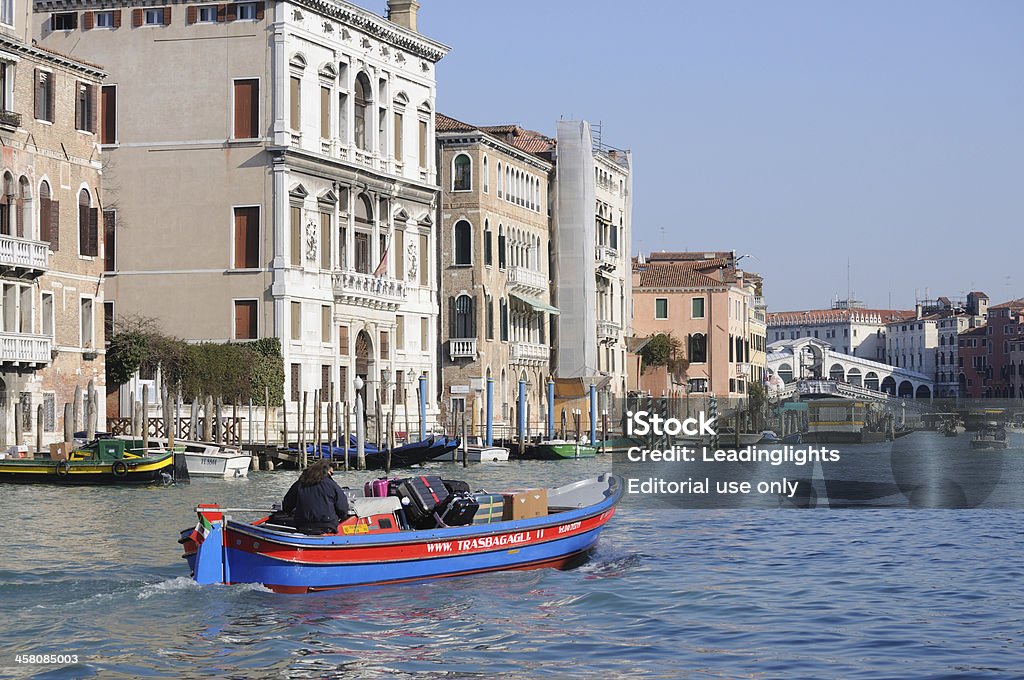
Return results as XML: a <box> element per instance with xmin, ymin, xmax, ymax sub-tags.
<box><xmin>179</xmin><ymin>473</ymin><xmax>622</xmax><ymax>593</ymax></box>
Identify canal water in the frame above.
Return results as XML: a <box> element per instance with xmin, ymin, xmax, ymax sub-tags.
<box><xmin>3</xmin><ymin>435</ymin><xmax>1024</xmax><ymax>678</ymax></box>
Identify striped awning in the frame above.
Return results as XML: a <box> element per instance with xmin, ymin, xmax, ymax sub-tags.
<box><xmin>509</xmin><ymin>292</ymin><xmax>559</xmax><ymax>315</ymax></box>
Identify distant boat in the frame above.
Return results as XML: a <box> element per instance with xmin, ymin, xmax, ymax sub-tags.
<box><xmin>757</xmin><ymin>430</ymin><xmax>802</xmax><ymax>445</ymax></box>
<box><xmin>311</xmin><ymin>435</ymin><xmax>460</xmax><ymax>469</ymax></box>
<box><xmin>444</xmin><ymin>443</ymin><xmax>510</xmax><ymax>462</ymax></box>
<box><xmin>523</xmin><ymin>440</ymin><xmax>597</xmax><ymax>460</ymax></box>
<box><xmin>0</xmin><ymin>438</ymin><xmax>183</xmax><ymax>485</ymax></box>
<box><xmin>971</xmin><ymin>423</ymin><xmax>1008</xmax><ymax>450</ymax></box>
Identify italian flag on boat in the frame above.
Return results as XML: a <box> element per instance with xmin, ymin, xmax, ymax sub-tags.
<box><xmin>189</xmin><ymin>515</ymin><xmax>214</xmax><ymax>545</ymax></box>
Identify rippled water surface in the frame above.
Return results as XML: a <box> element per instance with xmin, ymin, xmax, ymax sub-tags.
<box><xmin>2</xmin><ymin>453</ymin><xmax>1024</xmax><ymax>678</ymax></box>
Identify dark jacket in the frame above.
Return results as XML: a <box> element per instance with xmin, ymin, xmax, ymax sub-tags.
<box><xmin>282</xmin><ymin>477</ymin><xmax>351</xmax><ymax>533</ymax></box>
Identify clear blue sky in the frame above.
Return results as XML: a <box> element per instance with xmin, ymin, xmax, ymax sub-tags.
<box><xmin>368</xmin><ymin>1</ymin><xmax>1024</xmax><ymax>311</ymax></box>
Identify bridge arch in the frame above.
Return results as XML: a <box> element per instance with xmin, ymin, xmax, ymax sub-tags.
<box><xmin>915</xmin><ymin>384</ymin><xmax>931</xmax><ymax>399</ymax></box>
<box><xmin>898</xmin><ymin>380</ymin><xmax>913</xmax><ymax>398</ymax></box>
<box><xmin>881</xmin><ymin>376</ymin><xmax>896</xmax><ymax>395</ymax></box>
<box><xmin>847</xmin><ymin>367</ymin><xmax>862</xmax><ymax>387</ymax></box>
<box><xmin>864</xmin><ymin>372</ymin><xmax>879</xmax><ymax>391</ymax></box>
<box><xmin>777</xmin><ymin>363</ymin><xmax>793</xmax><ymax>384</ymax></box>
<box><xmin>829</xmin><ymin>363</ymin><xmax>845</xmax><ymax>382</ymax></box>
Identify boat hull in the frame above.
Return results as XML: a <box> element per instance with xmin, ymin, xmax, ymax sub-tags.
<box><xmin>184</xmin><ymin>452</ymin><xmax>252</xmax><ymax>478</ymax></box>
<box><xmin>0</xmin><ymin>454</ymin><xmax>175</xmax><ymax>485</ymax></box>
<box><xmin>182</xmin><ymin>475</ymin><xmax>621</xmax><ymax>592</ymax></box>
<box><xmin>526</xmin><ymin>443</ymin><xmax>598</xmax><ymax>459</ymax></box>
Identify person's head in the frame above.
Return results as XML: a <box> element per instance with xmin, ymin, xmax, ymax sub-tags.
<box><xmin>298</xmin><ymin>459</ymin><xmax>334</xmax><ymax>486</ymax></box>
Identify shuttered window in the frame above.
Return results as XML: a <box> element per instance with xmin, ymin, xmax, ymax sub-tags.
<box><xmin>339</xmin><ymin>325</ymin><xmax>349</xmax><ymax>355</ymax></box>
<box><xmin>291</xmin><ymin>301</ymin><xmax>301</xmax><ymax>341</ymax></box>
<box><xmin>418</xmin><ymin>233</ymin><xmax>428</xmax><ymax>286</ymax></box>
<box><xmin>38</xmin><ymin>181</ymin><xmax>59</xmax><ymax>251</ymax></box>
<box><xmin>234</xmin><ymin>300</ymin><xmax>257</xmax><ymax>340</ymax></box>
<box><xmin>319</xmin><ymin>211</ymin><xmax>331</xmax><ymax>269</ymax></box>
<box><xmin>103</xmin><ymin>210</ymin><xmax>116</xmax><ymax>271</ymax></box>
<box><xmin>34</xmin><ymin>70</ymin><xmax>54</xmax><ymax>122</ymax></box>
<box><xmin>320</xmin><ymin>86</ymin><xmax>330</xmax><ymax>139</ymax></box>
<box><xmin>290</xmin><ymin>205</ymin><xmax>302</xmax><ymax>266</ymax></box>
<box><xmin>75</xmin><ymin>82</ymin><xmax>96</xmax><ymax>133</ymax></box>
<box><xmin>233</xmin><ymin>206</ymin><xmax>259</xmax><ymax>268</ymax></box>
<box><xmin>78</xmin><ymin>189</ymin><xmax>98</xmax><ymax>257</ymax></box>
<box><xmin>233</xmin><ymin>79</ymin><xmax>258</xmax><ymax>139</ymax></box>
<box><xmin>289</xmin><ymin>77</ymin><xmax>300</xmax><ymax>131</ymax></box>
<box><xmin>100</xmin><ymin>85</ymin><xmax>116</xmax><ymax>144</ymax></box>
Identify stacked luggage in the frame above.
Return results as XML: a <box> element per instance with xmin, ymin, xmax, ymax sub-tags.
<box><xmin>363</xmin><ymin>474</ymin><xmax>480</xmax><ymax>529</ymax></box>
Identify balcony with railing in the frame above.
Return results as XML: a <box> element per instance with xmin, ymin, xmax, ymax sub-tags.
<box><xmin>595</xmin><ymin>245</ymin><xmax>618</xmax><ymax>271</ymax></box>
<box><xmin>510</xmin><ymin>342</ymin><xmax>549</xmax><ymax>365</ymax></box>
<box><xmin>597</xmin><ymin>319</ymin><xmax>620</xmax><ymax>343</ymax></box>
<box><xmin>507</xmin><ymin>266</ymin><xmax>547</xmax><ymax>295</ymax></box>
<box><xmin>333</xmin><ymin>271</ymin><xmax>407</xmax><ymax>310</ymax></box>
<box><xmin>0</xmin><ymin>235</ymin><xmax>49</xmax><ymax>278</ymax></box>
<box><xmin>449</xmin><ymin>338</ymin><xmax>477</xmax><ymax>360</ymax></box>
<box><xmin>0</xmin><ymin>333</ymin><xmax>52</xmax><ymax>367</ymax></box>
<box><xmin>0</xmin><ymin>110</ymin><xmax>21</xmax><ymax>130</ymax></box>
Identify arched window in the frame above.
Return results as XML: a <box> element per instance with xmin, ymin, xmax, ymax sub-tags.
<box><xmin>0</xmin><ymin>172</ymin><xmax>13</xmax><ymax>235</ymax></box>
<box><xmin>354</xmin><ymin>73</ymin><xmax>371</xmax><ymax>151</ymax></box>
<box><xmin>482</xmin><ymin>155</ymin><xmax>489</xmax><ymax>193</ymax></box>
<box><xmin>78</xmin><ymin>188</ymin><xmax>98</xmax><ymax>256</ymax></box>
<box><xmin>497</xmin><ymin>162</ymin><xmax>503</xmax><ymax>198</ymax></box>
<box><xmin>17</xmin><ymin>176</ymin><xmax>30</xmax><ymax>238</ymax></box>
<box><xmin>485</xmin><ymin>293</ymin><xmax>494</xmax><ymax>339</ymax></box>
<box><xmin>454</xmin><ymin>219</ymin><xmax>472</xmax><ymax>265</ymax></box>
<box><xmin>353</xmin><ymin>193</ymin><xmax>373</xmax><ymax>273</ymax></box>
<box><xmin>39</xmin><ymin>181</ymin><xmax>57</xmax><ymax>249</ymax></box>
<box><xmin>453</xmin><ymin>154</ymin><xmax>471</xmax><ymax>191</ymax></box>
<box><xmin>499</xmin><ymin>298</ymin><xmax>509</xmax><ymax>341</ymax></box>
<box><xmin>483</xmin><ymin>220</ymin><xmax>493</xmax><ymax>267</ymax></box>
<box><xmin>497</xmin><ymin>226</ymin><xmax>506</xmax><ymax>269</ymax></box>
<box><xmin>688</xmin><ymin>333</ymin><xmax>707</xmax><ymax>363</ymax></box>
<box><xmin>452</xmin><ymin>294</ymin><xmax>475</xmax><ymax>338</ymax></box>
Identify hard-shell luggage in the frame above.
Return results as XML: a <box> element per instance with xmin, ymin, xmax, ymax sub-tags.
<box><xmin>397</xmin><ymin>475</ymin><xmax>450</xmax><ymax>525</ymax></box>
<box><xmin>442</xmin><ymin>479</ymin><xmax>471</xmax><ymax>495</ymax></box>
<box><xmin>472</xmin><ymin>493</ymin><xmax>504</xmax><ymax>524</ymax></box>
<box><xmin>363</xmin><ymin>478</ymin><xmax>392</xmax><ymax>498</ymax></box>
<box><xmin>437</xmin><ymin>491</ymin><xmax>479</xmax><ymax>527</ymax></box>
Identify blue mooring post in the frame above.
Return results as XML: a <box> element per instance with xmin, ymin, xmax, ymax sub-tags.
<box><xmin>547</xmin><ymin>378</ymin><xmax>555</xmax><ymax>439</ymax></box>
<box><xmin>589</xmin><ymin>383</ymin><xmax>597</xmax><ymax>445</ymax></box>
<box><xmin>418</xmin><ymin>374</ymin><xmax>427</xmax><ymax>441</ymax></box>
<box><xmin>485</xmin><ymin>377</ymin><xmax>494</xmax><ymax>446</ymax></box>
<box><xmin>518</xmin><ymin>379</ymin><xmax>527</xmax><ymax>443</ymax></box>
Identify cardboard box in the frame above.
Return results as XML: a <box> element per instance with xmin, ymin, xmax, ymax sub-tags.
<box><xmin>49</xmin><ymin>442</ymin><xmax>75</xmax><ymax>461</ymax></box>
<box><xmin>502</xmin><ymin>488</ymin><xmax>548</xmax><ymax>521</ymax></box>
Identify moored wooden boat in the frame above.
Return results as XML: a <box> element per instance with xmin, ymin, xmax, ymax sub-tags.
<box><xmin>523</xmin><ymin>440</ymin><xmax>598</xmax><ymax>459</ymax></box>
<box><xmin>180</xmin><ymin>474</ymin><xmax>622</xmax><ymax>593</ymax></box>
<box><xmin>0</xmin><ymin>438</ymin><xmax>182</xmax><ymax>485</ymax></box>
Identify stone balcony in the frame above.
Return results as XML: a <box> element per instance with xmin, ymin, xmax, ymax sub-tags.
<box><xmin>595</xmin><ymin>245</ymin><xmax>618</xmax><ymax>271</ymax></box>
<box><xmin>449</xmin><ymin>338</ymin><xmax>477</xmax><ymax>360</ymax></box>
<box><xmin>507</xmin><ymin>266</ymin><xmax>547</xmax><ymax>295</ymax></box>
<box><xmin>510</xmin><ymin>342</ymin><xmax>549</xmax><ymax>365</ymax></box>
<box><xmin>0</xmin><ymin>109</ymin><xmax>21</xmax><ymax>130</ymax></box>
<box><xmin>597</xmin><ymin>319</ymin><xmax>620</xmax><ymax>343</ymax></box>
<box><xmin>0</xmin><ymin>235</ymin><xmax>49</xmax><ymax>278</ymax></box>
<box><xmin>0</xmin><ymin>333</ymin><xmax>52</xmax><ymax>368</ymax></box>
<box><xmin>333</xmin><ymin>271</ymin><xmax>407</xmax><ymax>310</ymax></box>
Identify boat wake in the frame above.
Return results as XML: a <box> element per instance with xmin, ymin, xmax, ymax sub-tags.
<box><xmin>578</xmin><ymin>543</ymin><xmax>642</xmax><ymax>578</ymax></box>
<box><xmin>137</xmin><ymin>576</ymin><xmax>204</xmax><ymax>600</ymax></box>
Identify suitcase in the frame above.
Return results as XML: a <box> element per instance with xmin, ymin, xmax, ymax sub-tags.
<box><xmin>442</xmin><ymin>479</ymin><xmax>471</xmax><ymax>495</ymax></box>
<box><xmin>397</xmin><ymin>475</ymin><xmax>450</xmax><ymax>525</ymax></box>
<box><xmin>363</xmin><ymin>478</ymin><xmax>392</xmax><ymax>498</ymax></box>
<box><xmin>472</xmin><ymin>493</ymin><xmax>504</xmax><ymax>524</ymax></box>
<box><xmin>437</xmin><ymin>491</ymin><xmax>479</xmax><ymax>527</ymax></box>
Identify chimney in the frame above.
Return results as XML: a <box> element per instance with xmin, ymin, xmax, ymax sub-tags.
<box><xmin>386</xmin><ymin>0</ymin><xmax>419</xmax><ymax>31</ymax></box>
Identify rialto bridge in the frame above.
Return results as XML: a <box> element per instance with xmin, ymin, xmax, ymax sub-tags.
<box><xmin>766</xmin><ymin>338</ymin><xmax>934</xmax><ymax>401</ymax></box>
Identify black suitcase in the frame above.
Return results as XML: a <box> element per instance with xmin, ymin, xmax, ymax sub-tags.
<box><xmin>442</xmin><ymin>479</ymin><xmax>471</xmax><ymax>495</ymax></box>
<box><xmin>397</xmin><ymin>475</ymin><xmax>450</xmax><ymax>525</ymax></box>
<box><xmin>437</xmin><ymin>492</ymin><xmax>479</xmax><ymax>527</ymax></box>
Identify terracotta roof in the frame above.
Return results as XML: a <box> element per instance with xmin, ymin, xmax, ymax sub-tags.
<box><xmin>647</xmin><ymin>251</ymin><xmax>734</xmax><ymax>263</ymax></box>
<box><xmin>634</xmin><ymin>263</ymin><xmax>726</xmax><ymax>289</ymax></box>
<box><xmin>767</xmin><ymin>308</ymin><xmax>915</xmax><ymax>326</ymax></box>
<box><xmin>435</xmin><ymin>112</ymin><xmax>478</xmax><ymax>133</ymax></box>
<box><xmin>436</xmin><ymin>114</ymin><xmax>555</xmax><ymax>155</ymax></box>
<box><xmin>990</xmin><ymin>298</ymin><xmax>1024</xmax><ymax>311</ymax></box>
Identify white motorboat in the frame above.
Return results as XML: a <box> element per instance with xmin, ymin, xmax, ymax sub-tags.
<box><xmin>447</xmin><ymin>444</ymin><xmax>510</xmax><ymax>462</ymax></box>
<box><xmin>176</xmin><ymin>440</ymin><xmax>252</xmax><ymax>478</ymax></box>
